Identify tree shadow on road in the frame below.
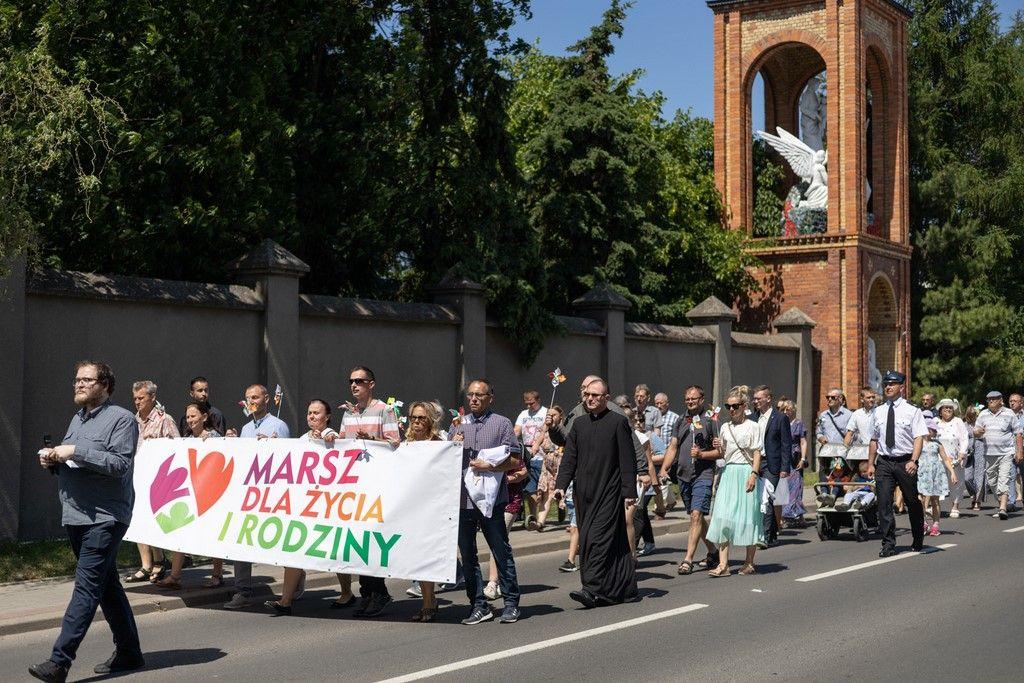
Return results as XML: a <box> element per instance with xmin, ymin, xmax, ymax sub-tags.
<box><xmin>74</xmin><ymin>648</ymin><xmax>226</xmax><ymax>682</ymax></box>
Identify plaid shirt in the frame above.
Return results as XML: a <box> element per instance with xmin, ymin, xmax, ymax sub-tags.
<box><xmin>449</xmin><ymin>410</ymin><xmax>520</xmax><ymax>510</ymax></box>
<box><xmin>136</xmin><ymin>408</ymin><xmax>180</xmax><ymax>445</ymax></box>
<box><xmin>659</xmin><ymin>410</ymin><xmax>680</xmax><ymax>442</ymax></box>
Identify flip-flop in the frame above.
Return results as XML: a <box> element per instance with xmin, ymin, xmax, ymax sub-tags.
<box><xmin>677</xmin><ymin>561</ymin><xmax>694</xmax><ymax>575</ymax></box>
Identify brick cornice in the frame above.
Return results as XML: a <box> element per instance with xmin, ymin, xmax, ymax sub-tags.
<box><xmin>744</xmin><ymin>233</ymin><xmax>912</xmax><ymax>259</ymax></box>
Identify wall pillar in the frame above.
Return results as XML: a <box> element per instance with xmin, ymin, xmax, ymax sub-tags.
<box><xmin>573</xmin><ymin>285</ymin><xmax>631</xmax><ymax>396</ymax></box>
<box><xmin>774</xmin><ymin>307</ymin><xmax>818</xmax><ymax>427</ymax></box>
<box><xmin>687</xmin><ymin>296</ymin><xmax>737</xmax><ymax>407</ymax></box>
<box><xmin>430</xmin><ymin>275</ymin><xmax>487</xmax><ymax>406</ymax></box>
<box><xmin>0</xmin><ymin>257</ymin><xmax>26</xmax><ymax>540</ymax></box>
<box><xmin>228</xmin><ymin>240</ymin><xmax>309</xmax><ymax>433</ymax></box>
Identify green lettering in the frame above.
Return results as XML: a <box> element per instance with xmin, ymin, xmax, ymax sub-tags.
<box><xmin>218</xmin><ymin>512</ymin><xmax>233</xmax><ymax>542</ymax></box>
<box><xmin>282</xmin><ymin>520</ymin><xmax>308</xmax><ymax>552</ymax></box>
<box><xmin>343</xmin><ymin>530</ymin><xmax>370</xmax><ymax>564</ymax></box>
<box><xmin>306</xmin><ymin>524</ymin><xmax>332</xmax><ymax>559</ymax></box>
<box><xmin>372</xmin><ymin>532</ymin><xmax>401</xmax><ymax>567</ymax></box>
<box><xmin>258</xmin><ymin>516</ymin><xmax>283</xmax><ymax>549</ymax></box>
<box><xmin>330</xmin><ymin>526</ymin><xmax>343</xmax><ymax>560</ymax></box>
<box><xmin>236</xmin><ymin>514</ymin><xmax>258</xmax><ymax>545</ymax></box>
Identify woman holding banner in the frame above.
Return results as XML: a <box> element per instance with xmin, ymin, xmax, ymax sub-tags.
<box><xmin>402</xmin><ymin>401</ymin><xmax>444</xmax><ymax>622</ymax></box>
<box><xmin>155</xmin><ymin>402</ymin><xmax>224</xmax><ymax>590</ymax></box>
<box><xmin>264</xmin><ymin>400</ymin><xmax>338</xmax><ymax>615</ymax></box>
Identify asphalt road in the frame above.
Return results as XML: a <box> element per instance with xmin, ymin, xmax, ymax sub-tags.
<box><xmin>3</xmin><ymin>510</ymin><xmax>1022</xmax><ymax>682</ymax></box>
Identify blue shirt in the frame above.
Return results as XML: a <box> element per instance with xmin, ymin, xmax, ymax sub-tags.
<box><xmin>816</xmin><ymin>406</ymin><xmax>853</xmax><ymax>444</ymax></box>
<box><xmin>239</xmin><ymin>413</ymin><xmax>290</xmax><ymax>439</ymax></box>
<box><xmin>449</xmin><ymin>410</ymin><xmax>520</xmax><ymax>509</ymax></box>
<box><xmin>659</xmin><ymin>410</ymin><xmax>680</xmax><ymax>443</ymax></box>
<box><xmin>59</xmin><ymin>400</ymin><xmax>139</xmax><ymax>526</ymax></box>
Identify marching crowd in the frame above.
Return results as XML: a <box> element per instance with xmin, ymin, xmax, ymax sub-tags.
<box><xmin>26</xmin><ymin>360</ymin><xmax>1024</xmax><ymax>682</ymax></box>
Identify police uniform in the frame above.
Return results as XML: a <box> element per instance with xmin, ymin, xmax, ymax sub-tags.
<box><xmin>871</xmin><ymin>371</ymin><xmax>928</xmax><ymax>555</ymax></box>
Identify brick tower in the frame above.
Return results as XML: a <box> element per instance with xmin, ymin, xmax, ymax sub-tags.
<box><xmin>707</xmin><ymin>0</ymin><xmax>912</xmax><ymax>405</ymax></box>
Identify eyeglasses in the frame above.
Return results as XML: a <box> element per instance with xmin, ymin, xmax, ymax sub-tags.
<box><xmin>466</xmin><ymin>392</ymin><xmax>490</xmax><ymax>399</ymax></box>
<box><xmin>349</xmin><ymin>378</ymin><xmax>370</xmax><ymax>385</ymax></box>
<box><xmin>73</xmin><ymin>378</ymin><xmax>100</xmax><ymax>387</ymax></box>
<box><xmin>409</xmin><ymin>415</ymin><xmax>429</xmax><ymax>422</ymax></box>
<box><xmin>725</xmin><ymin>403</ymin><xmax>743</xmax><ymax>410</ymax></box>
<box><xmin>583</xmin><ymin>392</ymin><xmax>605</xmax><ymax>399</ymax></box>
<box><xmin>826</xmin><ymin>395</ymin><xmax>841</xmax><ymax>400</ymax></box>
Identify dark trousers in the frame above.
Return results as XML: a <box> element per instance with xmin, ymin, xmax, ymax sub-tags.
<box><xmin>761</xmin><ymin>468</ymin><xmax>780</xmax><ymax>542</ymax></box>
<box><xmin>635</xmin><ymin>494</ymin><xmax>655</xmax><ymax>544</ymax></box>
<box><xmin>458</xmin><ymin>505</ymin><xmax>520</xmax><ymax>610</ymax></box>
<box><xmin>52</xmin><ymin>521</ymin><xmax>140</xmax><ymax>668</ymax></box>
<box><xmin>875</xmin><ymin>457</ymin><xmax>924</xmax><ymax>550</ymax></box>
<box><xmin>358</xmin><ymin>575</ymin><xmax>389</xmax><ymax>599</ymax></box>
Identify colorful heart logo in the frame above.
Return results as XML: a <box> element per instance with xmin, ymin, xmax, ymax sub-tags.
<box><xmin>155</xmin><ymin>501</ymin><xmax>195</xmax><ymax>533</ymax></box>
<box><xmin>188</xmin><ymin>448</ymin><xmax>234</xmax><ymax>516</ymax></box>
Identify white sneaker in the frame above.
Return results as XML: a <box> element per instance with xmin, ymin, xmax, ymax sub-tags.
<box><xmin>949</xmin><ymin>509</ymin><xmax>960</xmax><ymax>519</ymax></box>
<box><xmin>483</xmin><ymin>581</ymin><xmax>501</xmax><ymax>601</ymax></box>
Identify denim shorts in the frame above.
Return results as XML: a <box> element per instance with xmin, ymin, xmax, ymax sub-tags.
<box><xmin>522</xmin><ymin>457</ymin><xmax>543</xmax><ymax>494</ymax></box>
<box><xmin>680</xmin><ymin>476</ymin><xmax>713</xmax><ymax>515</ymax></box>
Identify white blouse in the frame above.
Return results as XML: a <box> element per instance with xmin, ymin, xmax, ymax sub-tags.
<box><xmin>935</xmin><ymin>417</ymin><xmax>969</xmax><ymax>459</ymax></box>
<box><xmin>719</xmin><ymin>419</ymin><xmax>762</xmax><ymax>466</ymax></box>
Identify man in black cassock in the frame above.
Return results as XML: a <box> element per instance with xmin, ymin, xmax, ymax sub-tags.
<box><xmin>555</xmin><ymin>378</ymin><xmax>639</xmax><ymax>607</ymax></box>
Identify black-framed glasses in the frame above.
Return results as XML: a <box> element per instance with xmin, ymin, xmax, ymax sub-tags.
<box><xmin>73</xmin><ymin>378</ymin><xmax>100</xmax><ymax>387</ymax></box>
<box><xmin>826</xmin><ymin>395</ymin><xmax>841</xmax><ymax>400</ymax></box>
<box><xmin>583</xmin><ymin>392</ymin><xmax>605</xmax><ymax>399</ymax></box>
<box><xmin>349</xmin><ymin>378</ymin><xmax>370</xmax><ymax>385</ymax></box>
<box><xmin>725</xmin><ymin>403</ymin><xmax>743</xmax><ymax>410</ymax></box>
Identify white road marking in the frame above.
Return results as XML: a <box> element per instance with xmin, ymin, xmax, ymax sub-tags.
<box><xmin>1002</xmin><ymin>525</ymin><xmax>1024</xmax><ymax>533</ymax></box>
<box><xmin>378</xmin><ymin>603</ymin><xmax>709</xmax><ymax>682</ymax></box>
<box><xmin>795</xmin><ymin>543</ymin><xmax>957</xmax><ymax>583</ymax></box>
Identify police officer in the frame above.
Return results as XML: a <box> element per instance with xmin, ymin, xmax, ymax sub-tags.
<box><xmin>867</xmin><ymin>370</ymin><xmax>928</xmax><ymax>557</ymax></box>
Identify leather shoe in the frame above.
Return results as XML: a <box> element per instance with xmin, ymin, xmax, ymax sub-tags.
<box><xmin>910</xmin><ymin>542</ymin><xmax>924</xmax><ymax>552</ymax></box>
<box><xmin>28</xmin><ymin>660</ymin><xmax>68</xmax><ymax>683</ymax></box>
<box><xmin>878</xmin><ymin>547</ymin><xmax>898</xmax><ymax>558</ymax></box>
<box><xmin>569</xmin><ymin>589</ymin><xmax>597</xmax><ymax>609</ymax></box>
<box><xmin>94</xmin><ymin>649</ymin><xmax>145</xmax><ymax>674</ymax></box>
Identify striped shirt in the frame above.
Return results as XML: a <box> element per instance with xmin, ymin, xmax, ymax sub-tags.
<box><xmin>659</xmin><ymin>410</ymin><xmax>680</xmax><ymax>442</ymax></box>
<box><xmin>340</xmin><ymin>399</ymin><xmax>400</xmax><ymax>445</ymax></box>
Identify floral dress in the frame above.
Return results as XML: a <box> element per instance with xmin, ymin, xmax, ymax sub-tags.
<box><xmin>917</xmin><ymin>441</ymin><xmax>949</xmax><ymax>498</ymax></box>
<box><xmin>535</xmin><ymin>433</ymin><xmax>562</xmax><ymax>493</ymax></box>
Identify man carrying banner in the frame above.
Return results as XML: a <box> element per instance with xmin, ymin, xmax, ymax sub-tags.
<box><xmin>30</xmin><ymin>361</ymin><xmax>143</xmax><ymax>683</ymax></box>
<box><xmin>450</xmin><ymin>379</ymin><xmax>523</xmax><ymax>625</ymax></box>
<box><xmin>554</xmin><ymin>378</ymin><xmax>639</xmax><ymax>608</ymax></box>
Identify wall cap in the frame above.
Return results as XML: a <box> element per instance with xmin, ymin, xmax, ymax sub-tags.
<box><xmin>573</xmin><ymin>284</ymin><xmax>631</xmax><ymax>312</ymax></box>
<box><xmin>774</xmin><ymin>307</ymin><xmax>817</xmax><ymax>330</ymax></box>
<box><xmin>686</xmin><ymin>295</ymin><xmax>737</xmax><ymax>323</ymax></box>
<box><xmin>227</xmin><ymin>239</ymin><xmax>310</xmax><ymax>277</ymax></box>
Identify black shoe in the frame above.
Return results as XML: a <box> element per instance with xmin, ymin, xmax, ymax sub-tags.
<box><xmin>569</xmin><ymin>590</ymin><xmax>597</xmax><ymax>609</ymax></box>
<box><xmin>356</xmin><ymin>593</ymin><xmax>392</xmax><ymax>618</ymax></box>
<box><xmin>498</xmin><ymin>606</ymin><xmax>521</xmax><ymax>623</ymax></box>
<box><xmin>878</xmin><ymin>547</ymin><xmax>898</xmax><ymax>558</ymax></box>
<box><xmin>911</xmin><ymin>542</ymin><xmax>924</xmax><ymax>552</ymax></box>
<box><xmin>94</xmin><ymin>649</ymin><xmax>145</xmax><ymax>674</ymax></box>
<box><xmin>329</xmin><ymin>595</ymin><xmax>357</xmax><ymax>609</ymax></box>
<box><xmin>263</xmin><ymin>600</ymin><xmax>292</xmax><ymax>616</ymax></box>
<box><xmin>461</xmin><ymin>606</ymin><xmax>493</xmax><ymax>625</ymax></box>
<box><xmin>28</xmin><ymin>661</ymin><xmax>68</xmax><ymax>683</ymax></box>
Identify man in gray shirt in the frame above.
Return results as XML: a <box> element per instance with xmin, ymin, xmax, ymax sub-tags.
<box><xmin>30</xmin><ymin>361</ymin><xmax>143</xmax><ymax>683</ymax></box>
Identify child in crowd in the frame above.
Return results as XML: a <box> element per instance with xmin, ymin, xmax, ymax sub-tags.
<box><xmin>817</xmin><ymin>458</ymin><xmax>852</xmax><ymax>508</ymax></box>
<box><xmin>918</xmin><ymin>411</ymin><xmax>957</xmax><ymax>536</ymax></box>
<box><xmin>557</xmin><ymin>484</ymin><xmax>579</xmax><ymax>573</ymax></box>
<box><xmin>835</xmin><ymin>460</ymin><xmax>875</xmax><ymax>511</ymax></box>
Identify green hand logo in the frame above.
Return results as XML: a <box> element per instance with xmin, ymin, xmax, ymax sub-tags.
<box><xmin>155</xmin><ymin>501</ymin><xmax>196</xmax><ymax>533</ymax></box>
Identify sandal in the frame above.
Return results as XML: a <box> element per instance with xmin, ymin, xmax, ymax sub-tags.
<box><xmin>124</xmin><ymin>568</ymin><xmax>153</xmax><ymax>583</ymax></box>
<box><xmin>738</xmin><ymin>564</ymin><xmax>756</xmax><ymax>575</ymax></box>
<box><xmin>698</xmin><ymin>553</ymin><xmax>719</xmax><ymax>570</ymax></box>
<box><xmin>154</xmin><ymin>576</ymin><xmax>182</xmax><ymax>590</ymax></box>
<box><xmin>708</xmin><ymin>566</ymin><xmax>731</xmax><ymax>578</ymax></box>
<box><xmin>202</xmin><ymin>576</ymin><xmax>224</xmax><ymax>588</ymax></box>
<box><xmin>411</xmin><ymin>607</ymin><xmax>438</xmax><ymax>622</ymax></box>
<box><xmin>677</xmin><ymin>561</ymin><xmax>694</xmax><ymax>576</ymax></box>
<box><xmin>148</xmin><ymin>564</ymin><xmax>166</xmax><ymax>583</ymax></box>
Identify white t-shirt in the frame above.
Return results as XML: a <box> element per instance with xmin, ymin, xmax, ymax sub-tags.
<box><xmin>300</xmin><ymin>427</ymin><xmax>340</xmax><ymax>446</ymax></box>
<box><xmin>719</xmin><ymin>419</ymin><xmax>763</xmax><ymax>466</ymax></box>
<box><xmin>846</xmin><ymin>408</ymin><xmax>875</xmax><ymax>446</ymax></box>
<box><xmin>515</xmin><ymin>406</ymin><xmax>548</xmax><ymax>447</ymax></box>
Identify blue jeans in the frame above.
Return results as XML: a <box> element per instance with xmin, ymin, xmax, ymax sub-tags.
<box><xmin>458</xmin><ymin>505</ymin><xmax>520</xmax><ymax>610</ymax></box>
<box><xmin>52</xmin><ymin>521</ymin><xmax>140</xmax><ymax>667</ymax></box>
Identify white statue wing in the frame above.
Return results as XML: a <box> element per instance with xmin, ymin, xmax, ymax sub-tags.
<box><xmin>757</xmin><ymin>127</ymin><xmax>816</xmax><ymax>179</ymax></box>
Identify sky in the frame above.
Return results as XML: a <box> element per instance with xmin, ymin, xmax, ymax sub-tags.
<box><xmin>510</xmin><ymin>0</ymin><xmax>1024</xmax><ymax>120</ymax></box>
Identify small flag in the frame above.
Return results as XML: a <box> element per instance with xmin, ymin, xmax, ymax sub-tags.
<box><xmin>274</xmin><ymin>385</ymin><xmax>283</xmax><ymax>406</ymax></box>
<box><xmin>548</xmin><ymin>367</ymin><xmax>567</xmax><ymax>388</ymax></box>
<box><xmin>238</xmin><ymin>400</ymin><xmax>251</xmax><ymax>418</ymax></box>
<box><xmin>386</xmin><ymin>396</ymin><xmax>404</xmax><ymax>421</ymax></box>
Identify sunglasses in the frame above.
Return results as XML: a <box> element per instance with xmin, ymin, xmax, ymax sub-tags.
<box><xmin>725</xmin><ymin>403</ymin><xmax>743</xmax><ymax>410</ymax></box>
<box><xmin>349</xmin><ymin>378</ymin><xmax>370</xmax><ymax>385</ymax></box>
<box><xmin>409</xmin><ymin>415</ymin><xmax>429</xmax><ymax>422</ymax></box>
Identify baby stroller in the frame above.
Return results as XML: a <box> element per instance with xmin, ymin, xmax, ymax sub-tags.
<box><xmin>813</xmin><ymin>444</ymin><xmax>878</xmax><ymax>542</ymax></box>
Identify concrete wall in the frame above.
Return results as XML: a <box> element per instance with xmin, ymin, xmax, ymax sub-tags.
<box><xmin>0</xmin><ymin>242</ymin><xmax>813</xmax><ymax>540</ymax></box>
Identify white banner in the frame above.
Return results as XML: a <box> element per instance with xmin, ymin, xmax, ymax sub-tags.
<box><xmin>125</xmin><ymin>438</ymin><xmax>462</xmax><ymax>583</ymax></box>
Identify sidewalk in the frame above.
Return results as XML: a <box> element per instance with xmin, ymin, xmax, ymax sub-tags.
<box><xmin>0</xmin><ymin>489</ymin><xmax>817</xmax><ymax>637</ymax></box>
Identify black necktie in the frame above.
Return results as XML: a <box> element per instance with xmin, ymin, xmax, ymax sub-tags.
<box><xmin>885</xmin><ymin>401</ymin><xmax>896</xmax><ymax>450</ymax></box>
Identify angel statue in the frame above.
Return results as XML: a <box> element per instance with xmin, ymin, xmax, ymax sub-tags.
<box><xmin>757</xmin><ymin>127</ymin><xmax>828</xmax><ymax>210</ymax></box>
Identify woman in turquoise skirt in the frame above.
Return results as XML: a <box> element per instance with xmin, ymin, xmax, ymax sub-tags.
<box><xmin>706</xmin><ymin>388</ymin><xmax>765</xmax><ymax>576</ymax></box>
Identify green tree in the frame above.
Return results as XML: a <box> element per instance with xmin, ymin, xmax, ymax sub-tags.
<box><xmin>907</xmin><ymin>0</ymin><xmax>1024</xmax><ymax>399</ymax></box>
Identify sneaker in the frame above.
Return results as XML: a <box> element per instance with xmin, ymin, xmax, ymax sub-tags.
<box><xmin>356</xmin><ymin>593</ymin><xmax>392</xmax><ymax>618</ymax></box>
<box><xmin>558</xmin><ymin>560</ymin><xmax>578</xmax><ymax>573</ymax></box>
<box><xmin>263</xmin><ymin>600</ymin><xmax>292</xmax><ymax>616</ymax></box>
<box><xmin>498</xmin><ymin>606</ymin><xmax>521</xmax><ymax>623</ymax></box>
<box><xmin>94</xmin><ymin>649</ymin><xmax>144</xmax><ymax>674</ymax></box>
<box><xmin>637</xmin><ymin>542</ymin><xmax>656</xmax><ymax>557</ymax></box>
<box><xmin>851</xmin><ymin>500</ymin><xmax>862</xmax><ymax>511</ymax></box>
<box><xmin>222</xmin><ymin>592</ymin><xmax>250</xmax><ymax>610</ymax></box>
<box><xmin>835</xmin><ymin>501</ymin><xmax>850</xmax><ymax>511</ymax></box>
<box><xmin>28</xmin><ymin>661</ymin><xmax>68</xmax><ymax>683</ymax></box>
<box><xmin>755</xmin><ymin>541</ymin><xmax>768</xmax><ymax>550</ymax></box>
<box><xmin>437</xmin><ymin>580</ymin><xmax>464</xmax><ymax>593</ymax></box>
<box><xmin>483</xmin><ymin>581</ymin><xmax>501</xmax><ymax>601</ymax></box>
<box><xmin>461</xmin><ymin>606</ymin><xmax>493</xmax><ymax>625</ymax></box>
<box><xmin>999</xmin><ymin>509</ymin><xmax>1009</xmax><ymax>520</ymax></box>
<box><xmin>406</xmin><ymin>581</ymin><xmax>422</xmax><ymax>598</ymax></box>
<box><xmin>929</xmin><ymin>523</ymin><xmax>940</xmax><ymax>537</ymax></box>
<box><xmin>949</xmin><ymin>509</ymin><xmax>960</xmax><ymax>519</ymax></box>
